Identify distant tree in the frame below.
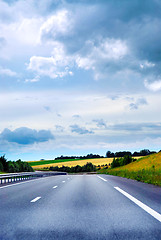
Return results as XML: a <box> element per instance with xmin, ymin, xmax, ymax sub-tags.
<box><xmin>106</xmin><ymin>151</ymin><xmax>115</xmax><ymax>158</ymax></box>
<box><xmin>132</xmin><ymin>151</ymin><xmax>140</xmax><ymax>156</ymax></box>
<box><xmin>115</xmin><ymin>151</ymin><xmax>132</xmax><ymax>157</ymax></box>
<box><xmin>149</xmin><ymin>151</ymin><xmax>156</xmax><ymax>154</ymax></box>
<box><xmin>7</xmin><ymin>161</ymin><xmax>16</xmax><ymax>173</ymax></box>
<box><xmin>74</xmin><ymin>165</ymin><xmax>82</xmax><ymax>173</ymax></box>
<box><xmin>0</xmin><ymin>161</ymin><xmax>4</xmax><ymax>172</ymax></box>
<box><xmin>85</xmin><ymin>162</ymin><xmax>96</xmax><ymax>172</ymax></box>
<box><xmin>139</xmin><ymin>149</ymin><xmax>151</xmax><ymax>156</ymax></box>
<box><xmin>111</xmin><ymin>158</ymin><xmax>119</xmax><ymax>168</ymax></box>
<box><xmin>49</xmin><ymin>162</ymin><xmax>96</xmax><ymax>173</ymax></box>
<box><xmin>122</xmin><ymin>155</ymin><xmax>133</xmax><ymax>165</ymax></box>
<box><xmin>0</xmin><ymin>155</ymin><xmax>8</xmax><ymax>172</ymax></box>
<box><xmin>111</xmin><ymin>155</ymin><xmax>134</xmax><ymax>169</ymax></box>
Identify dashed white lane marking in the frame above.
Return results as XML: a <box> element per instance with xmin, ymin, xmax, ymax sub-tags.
<box><xmin>62</xmin><ymin>181</ymin><xmax>65</xmax><ymax>183</ymax></box>
<box><xmin>30</xmin><ymin>196</ymin><xmax>41</xmax><ymax>203</ymax></box>
<box><xmin>114</xmin><ymin>187</ymin><xmax>161</xmax><ymax>223</ymax></box>
<box><xmin>53</xmin><ymin>186</ymin><xmax>58</xmax><ymax>189</ymax></box>
<box><xmin>97</xmin><ymin>176</ymin><xmax>107</xmax><ymax>182</ymax></box>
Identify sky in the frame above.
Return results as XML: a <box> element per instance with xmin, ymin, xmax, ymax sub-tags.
<box><xmin>0</xmin><ymin>0</ymin><xmax>161</xmax><ymax>161</ymax></box>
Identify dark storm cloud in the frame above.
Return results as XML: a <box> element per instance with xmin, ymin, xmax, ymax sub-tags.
<box><xmin>0</xmin><ymin>127</ymin><xmax>54</xmax><ymax>145</ymax></box>
<box><xmin>40</xmin><ymin>0</ymin><xmax>161</xmax><ymax>82</ymax></box>
<box><xmin>70</xmin><ymin>124</ymin><xmax>94</xmax><ymax>134</ymax></box>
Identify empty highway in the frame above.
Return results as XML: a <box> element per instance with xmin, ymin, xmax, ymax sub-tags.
<box><xmin>0</xmin><ymin>174</ymin><xmax>161</xmax><ymax>240</ymax></box>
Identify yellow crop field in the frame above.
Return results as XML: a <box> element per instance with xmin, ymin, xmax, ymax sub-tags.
<box><xmin>32</xmin><ymin>158</ymin><xmax>113</xmax><ymax>170</ymax></box>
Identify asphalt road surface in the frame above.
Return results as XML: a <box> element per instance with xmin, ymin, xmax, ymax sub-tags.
<box><xmin>0</xmin><ymin>174</ymin><xmax>161</xmax><ymax>240</ymax></box>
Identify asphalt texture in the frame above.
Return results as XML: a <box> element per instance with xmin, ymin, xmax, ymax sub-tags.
<box><xmin>0</xmin><ymin>174</ymin><xmax>160</xmax><ymax>240</ymax></box>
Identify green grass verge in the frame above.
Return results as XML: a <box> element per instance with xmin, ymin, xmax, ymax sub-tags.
<box><xmin>98</xmin><ymin>168</ymin><xmax>161</xmax><ymax>186</ymax></box>
<box><xmin>28</xmin><ymin>158</ymin><xmax>84</xmax><ymax>166</ymax></box>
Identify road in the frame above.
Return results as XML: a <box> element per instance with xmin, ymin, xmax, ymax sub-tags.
<box><xmin>0</xmin><ymin>174</ymin><xmax>160</xmax><ymax>240</ymax></box>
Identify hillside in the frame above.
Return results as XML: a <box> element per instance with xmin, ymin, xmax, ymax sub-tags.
<box><xmin>99</xmin><ymin>152</ymin><xmax>161</xmax><ymax>186</ymax></box>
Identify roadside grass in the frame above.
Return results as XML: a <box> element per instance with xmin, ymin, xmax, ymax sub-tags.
<box><xmin>30</xmin><ymin>158</ymin><xmax>113</xmax><ymax>170</ymax></box>
<box><xmin>98</xmin><ymin>153</ymin><xmax>161</xmax><ymax>186</ymax></box>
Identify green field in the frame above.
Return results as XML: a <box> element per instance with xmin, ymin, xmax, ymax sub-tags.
<box><xmin>29</xmin><ymin>158</ymin><xmax>93</xmax><ymax>166</ymax></box>
<box><xmin>99</xmin><ymin>153</ymin><xmax>161</xmax><ymax>186</ymax></box>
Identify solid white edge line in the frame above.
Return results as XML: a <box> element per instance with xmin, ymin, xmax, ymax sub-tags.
<box><xmin>114</xmin><ymin>187</ymin><xmax>161</xmax><ymax>223</ymax></box>
<box><xmin>53</xmin><ymin>186</ymin><xmax>58</xmax><ymax>189</ymax></box>
<box><xmin>97</xmin><ymin>175</ymin><xmax>107</xmax><ymax>182</ymax></box>
<box><xmin>0</xmin><ymin>175</ymin><xmax>60</xmax><ymax>189</ymax></box>
<box><xmin>30</xmin><ymin>196</ymin><xmax>41</xmax><ymax>203</ymax></box>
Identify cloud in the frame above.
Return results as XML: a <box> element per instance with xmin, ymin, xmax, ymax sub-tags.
<box><xmin>28</xmin><ymin>50</ymin><xmax>73</xmax><ymax>79</ymax></box>
<box><xmin>0</xmin><ymin>127</ymin><xmax>54</xmax><ymax>145</ymax></box>
<box><xmin>70</xmin><ymin>124</ymin><xmax>94</xmax><ymax>135</ymax></box>
<box><xmin>44</xmin><ymin>106</ymin><xmax>51</xmax><ymax>111</ymax></box>
<box><xmin>72</xmin><ymin>114</ymin><xmax>81</xmax><ymax>119</ymax></box>
<box><xmin>0</xmin><ymin>66</ymin><xmax>17</xmax><ymax>76</ymax></box>
<box><xmin>144</xmin><ymin>79</ymin><xmax>161</xmax><ymax>92</ymax></box>
<box><xmin>0</xmin><ymin>37</ymin><xmax>6</xmax><ymax>48</ymax></box>
<box><xmin>57</xmin><ymin>113</ymin><xmax>62</xmax><ymax>117</ymax></box>
<box><xmin>93</xmin><ymin>119</ymin><xmax>107</xmax><ymax>128</ymax></box>
<box><xmin>40</xmin><ymin>9</ymin><xmax>73</xmax><ymax>42</ymax></box>
<box><xmin>55</xmin><ymin>125</ymin><xmax>64</xmax><ymax>132</ymax></box>
<box><xmin>109</xmin><ymin>122</ymin><xmax>161</xmax><ymax>132</ymax></box>
<box><xmin>37</xmin><ymin>1</ymin><xmax>161</xmax><ymax>85</ymax></box>
<box><xmin>75</xmin><ymin>38</ymin><xmax>128</xmax><ymax>80</ymax></box>
<box><xmin>140</xmin><ymin>61</ymin><xmax>155</xmax><ymax>69</ymax></box>
<box><xmin>129</xmin><ymin>98</ymin><xmax>147</xmax><ymax>110</ymax></box>
<box><xmin>25</xmin><ymin>75</ymin><xmax>40</xmax><ymax>83</ymax></box>
<box><xmin>1</xmin><ymin>0</ymin><xmax>160</xmax><ymax>89</ymax></box>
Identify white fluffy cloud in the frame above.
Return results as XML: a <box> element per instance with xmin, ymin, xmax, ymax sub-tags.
<box><xmin>0</xmin><ymin>66</ymin><xmax>17</xmax><ymax>76</ymax></box>
<box><xmin>25</xmin><ymin>75</ymin><xmax>40</xmax><ymax>83</ymax></box>
<box><xmin>140</xmin><ymin>61</ymin><xmax>155</xmax><ymax>69</ymax></box>
<box><xmin>144</xmin><ymin>79</ymin><xmax>161</xmax><ymax>91</ymax></box>
<box><xmin>28</xmin><ymin>52</ymin><xmax>73</xmax><ymax>79</ymax></box>
<box><xmin>40</xmin><ymin>9</ymin><xmax>73</xmax><ymax>42</ymax></box>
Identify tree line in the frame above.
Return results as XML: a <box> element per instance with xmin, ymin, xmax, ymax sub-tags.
<box><xmin>106</xmin><ymin>149</ymin><xmax>156</xmax><ymax>158</ymax></box>
<box><xmin>54</xmin><ymin>149</ymin><xmax>157</xmax><ymax>161</ymax></box>
<box><xmin>0</xmin><ymin>155</ymin><xmax>34</xmax><ymax>173</ymax></box>
<box><xmin>49</xmin><ymin>162</ymin><xmax>96</xmax><ymax>173</ymax></box>
<box><xmin>55</xmin><ymin>153</ymin><xmax>104</xmax><ymax>160</ymax></box>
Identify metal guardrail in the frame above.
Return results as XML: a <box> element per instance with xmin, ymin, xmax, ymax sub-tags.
<box><xmin>0</xmin><ymin>171</ymin><xmax>67</xmax><ymax>184</ymax></box>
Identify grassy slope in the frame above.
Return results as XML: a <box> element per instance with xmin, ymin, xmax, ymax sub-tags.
<box><xmin>29</xmin><ymin>158</ymin><xmax>113</xmax><ymax>169</ymax></box>
<box><xmin>99</xmin><ymin>153</ymin><xmax>161</xmax><ymax>186</ymax></box>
